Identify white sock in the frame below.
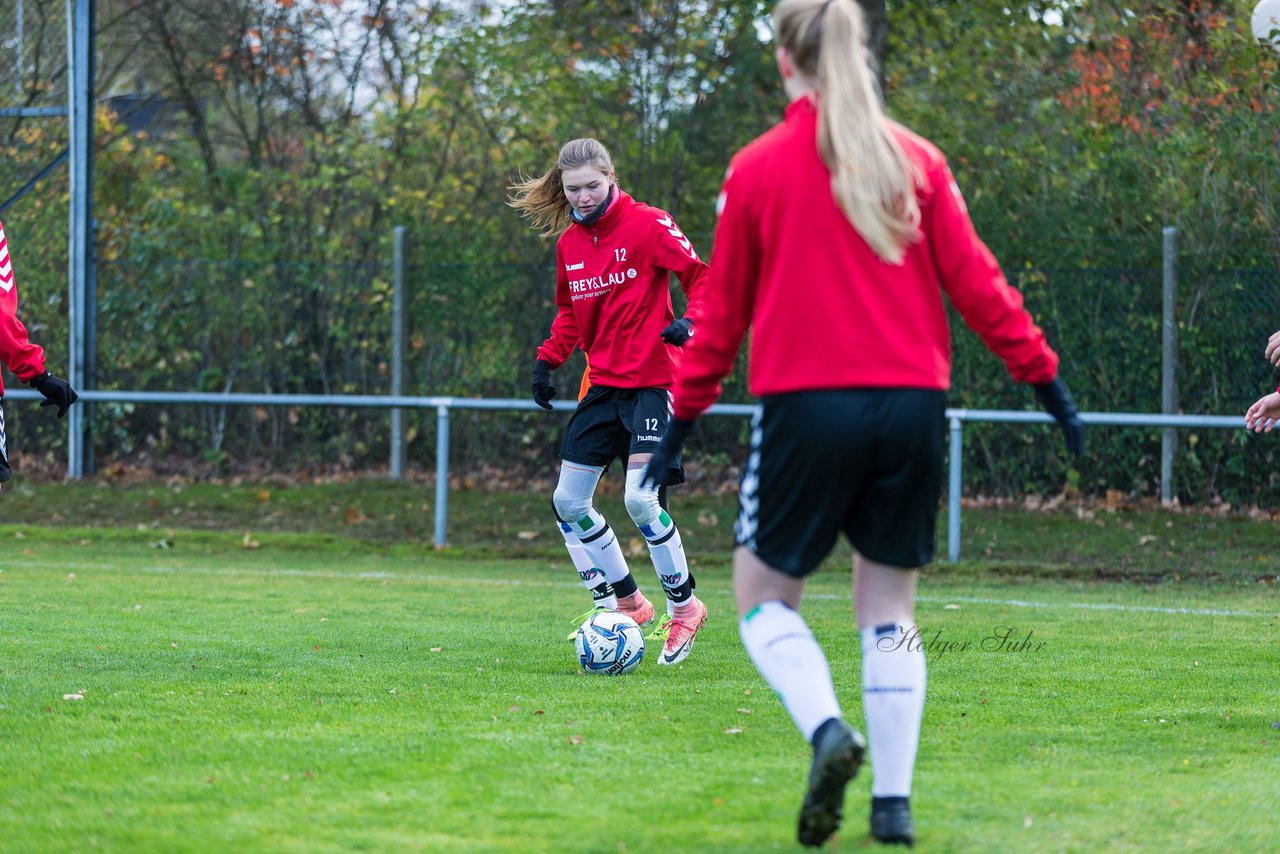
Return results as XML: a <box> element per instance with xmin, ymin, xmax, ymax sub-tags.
<box><xmin>558</xmin><ymin>523</ymin><xmax>617</xmax><ymax>609</ymax></box>
<box><xmin>739</xmin><ymin>601</ymin><xmax>842</xmax><ymax>742</ymax></box>
<box><xmin>639</xmin><ymin>509</ymin><xmax>692</xmax><ymax>604</ymax></box>
<box><xmin>861</xmin><ymin>623</ymin><xmax>926</xmax><ymax>798</ymax></box>
<box><xmin>570</xmin><ymin>508</ymin><xmax>633</xmax><ymax>587</ymax></box>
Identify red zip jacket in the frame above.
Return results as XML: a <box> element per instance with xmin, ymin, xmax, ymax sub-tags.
<box><xmin>536</xmin><ymin>188</ymin><xmax>709</xmax><ymax>390</ymax></box>
<box><xmin>0</xmin><ymin>220</ymin><xmax>47</xmax><ymax>396</ymax></box>
<box><xmin>674</xmin><ymin>97</ymin><xmax>1058</xmax><ymax>419</ymax></box>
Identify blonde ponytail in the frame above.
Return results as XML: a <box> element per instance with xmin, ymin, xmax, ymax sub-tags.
<box><xmin>508</xmin><ymin>138</ymin><xmax>616</xmax><ymax>239</ymax></box>
<box><xmin>774</xmin><ymin>0</ymin><xmax>920</xmax><ymax>264</ymax></box>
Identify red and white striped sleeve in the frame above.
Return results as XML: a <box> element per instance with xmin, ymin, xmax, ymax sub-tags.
<box><xmin>0</xmin><ymin>221</ymin><xmax>47</xmax><ymax>383</ymax></box>
<box><xmin>672</xmin><ymin>165</ymin><xmax>760</xmax><ymax>420</ymax></box>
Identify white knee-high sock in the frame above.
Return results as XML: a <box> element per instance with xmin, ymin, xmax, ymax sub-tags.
<box><xmin>558</xmin><ymin>523</ymin><xmax>617</xmax><ymax>609</ymax></box>
<box><xmin>739</xmin><ymin>601</ymin><xmax>842</xmax><ymax>742</ymax></box>
<box><xmin>623</xmin><ymin>468</ymin><xmax>692</xmax><ymax>605</ymax></box>
<box><xmin>640</xmin><ymin>509</ymin><xmax>693</xmax><ymax>605</ymax></box>
<box><xmin>861</xmin><ymin>623</ymin><xmax>926</xmax><ymax>798</ymax></box>
<box><xmin>570</xmin><ymin>508</ymin><xmax>633</xmax><ymax>587</ymax></box>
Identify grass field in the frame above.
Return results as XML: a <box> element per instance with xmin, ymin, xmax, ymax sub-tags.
<box><xmin>2</xmin><ymin>492</ymin><xmax>1278</xmax><ymax>852</ymax></box>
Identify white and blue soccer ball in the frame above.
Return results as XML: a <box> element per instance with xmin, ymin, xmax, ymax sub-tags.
<box><xmin>575</xmin><ymin>611</ymin><xmax>645</xmax><ymax>675</ymax></box>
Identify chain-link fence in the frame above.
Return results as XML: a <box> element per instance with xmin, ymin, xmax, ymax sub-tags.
<box><xmin>0</xmin><ymin>231</ymin><xmax>1270</xmax><ymax>504</ymax></box>
<box><xmin>1</xmin><ymin>0</ymin><xmax>72</xmax><ymax>479</ymax></box>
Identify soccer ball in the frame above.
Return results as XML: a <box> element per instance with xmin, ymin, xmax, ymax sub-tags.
<box><xmin>575</xmin><ymin>611</ymin><xmax>645</xmax><ymax>675</ymax></box>
<box><xmin>1254</xmin><ymin>0</ymin><xmax>1280</xmax><ymax>52</ymax></box>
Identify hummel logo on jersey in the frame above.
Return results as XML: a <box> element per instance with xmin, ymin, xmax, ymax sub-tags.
<box><xmin>565</xmin><ymin>261</ymin><xmax>585</xmax><ymax>271</ymax></box>
<box><xmin>655</xmin><ymin>214</ymin><xmax>698</xmax><ymax>259</ymax></box>
<box><xmin>0</xmin><ymin>222</ymin><xmax>14</xmax><ymax>293</ymax></box>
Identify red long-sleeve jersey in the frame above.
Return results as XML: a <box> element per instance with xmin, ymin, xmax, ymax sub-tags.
<box><xmin>674</xmin><ymin>98</ymin><xmax>1058</xmax><ymax>420</ymax></box>
<box><xmin>0</xmin><ymin>220</ymin><xmax>47</xmax><ymax>396</ymax></box>
<box><xmin>536</xmin><ymin>188</ymin><xmax>709</xmax><ymax>390</ymax></box>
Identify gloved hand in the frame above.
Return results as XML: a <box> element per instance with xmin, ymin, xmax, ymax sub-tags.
<box><xmin>640</xmin><ymin>418</ymin><xmax>697</xmax><ymax>490</ymax></box>
<box><xmin>531</xmin><ymin>359</ymin><xmax>557</xmax><ymax>411</ymax></box>
<box><xmin>1034</xmin><ymin>377</ymin><xmax>1085</xmax><ymax>456</ymax></box>
<box><xmin>659</xmin><ymin>317</ymin><xmax>694</xmax><ymax>347</ymax></box>
<box><xmin>29</xmin><ymin>371</ymin><xmax>79</xmax><ymax>418</ymax></box>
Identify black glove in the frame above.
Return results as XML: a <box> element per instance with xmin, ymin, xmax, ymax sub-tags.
<box><xmin>1034</xmin><ymin>377</ymin><xmax>1085</xmax><ymax>457</ymax></box>
<box><xmin>531</xmin><ymin>359</ymin><xmax>557</xmax><ymax>411</ymax></box>
<box><xmin>659</xmin><ymin>317</ymin><xmax>694</xmax><ymax>347</ymax></box>
<box><xmin>29</xmin><ymin>371</ymin><xmax>79</xmax><ymax>418</ymax></box>
<box><xmin>640</xmin><ymin>418</ymin><xmax>697</xmax><ymax>490</ymax></box>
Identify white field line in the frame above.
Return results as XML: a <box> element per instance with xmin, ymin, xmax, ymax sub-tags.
<box><xmin>3</xmin><ymin>560</ymin><xmax>1270</xmax><ymax>618</ymax></box>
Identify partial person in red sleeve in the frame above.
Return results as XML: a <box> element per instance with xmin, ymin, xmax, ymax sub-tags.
<box><xmin>643</xmin><ymin>0</ymin><xmax>1083</xmax><ymax>846</ymax></box>
<box><xmin>0</xmin><ymin>220</ymin><xmax>78</xmax><ymax>488</ymax></box>
<box><xmin>1247</xmin><ymin>329</ymin><xmax>1280</xmax><ymax>431</ymax></box>
<box><xmin>508</xmin><ymin>137</ymin><xmax>711</xmax><ymax>665</ymax></box>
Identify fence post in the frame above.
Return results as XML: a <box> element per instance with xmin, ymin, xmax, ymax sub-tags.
<box><xmin>66</xmin><ymin>0</ymin><xmax>94</xmax><ymax>480</ymax></box>
<box><xmin>1161</xmin><ymin>226</ymin><xmax>1178</xmax><ymax>504</ymax></box>
<box><xmin>390</xmin><ymin>226</ymin><xmax>406</xmax><ymax>479</ymax></box>
<box><xmin>434</xmin><ymin>403</ymin><xmax>450</xmax><ymax>548</ymax></box>
<box><xmin>947</xmin><ymin>414</ymin><xmax>963</xmax><ymax>563</ymax></box>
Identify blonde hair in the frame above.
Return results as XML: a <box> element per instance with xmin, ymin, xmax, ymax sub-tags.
<box><xmin>508</xmin><ymin>138</ymin><xmax>615</xmax><ymax>238</ymax></box>
<box><xmin>774</xmin><ymin>0</ymin><xmax>921</xmax><ymax>264</ymax></box>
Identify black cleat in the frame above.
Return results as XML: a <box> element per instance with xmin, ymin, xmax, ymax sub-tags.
<box><xmin>870</xmin><ymin>796</ymin><xmax>915</xmax><ymax>847</ymax></box>
<box><xmin>797</xmin><ymin>718</ymin><xmax>866</xmax><ymax>847</ymax></box>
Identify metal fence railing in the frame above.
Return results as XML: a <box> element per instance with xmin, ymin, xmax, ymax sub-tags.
<box><xmin>3</xmin><ymin>387</ymin><xmax>1251</xmax><ymax>562</ymax></box>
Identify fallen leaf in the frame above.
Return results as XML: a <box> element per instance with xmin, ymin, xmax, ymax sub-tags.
<box><xmin>256</xmin><ymin>489</ymin><xmax>271</xmax><ymax>503</ymax></box>
<box><xmin>516</xmin><ymin>530</ymin><xmax>541</xmax><ymax>540</ymax></box>
<box><xmin>430</xmin><ymin>647</ymin><xmax>443</xmax><ymax>653</ymax></box>
<box><xmin>567</xmin><ymin>734</ymin><xmax>584</xmax><ymax>745</ymax></box>
<box><xmin>736</xmin><ymin>708</ymin><xmax>752</xmax><ymax>715</ymax></box>
<box><xmin>1023</xmin><ymin>815</ymin><xmax>1033</xmax><ymax>829</ymax></box>
<box><xmin>723</xmin><ymin>727</ymin><xmax>744</xmax><ymax>735</ymax></box>
<box><xmin>62</xmin><ymin>693</ymin><xmax>84</xmax><ymax>701</ymax></box>
<box><xmin>344</xmin><ymin>506</ymin><xmax>367</xmax><ymax>524</ymax></box>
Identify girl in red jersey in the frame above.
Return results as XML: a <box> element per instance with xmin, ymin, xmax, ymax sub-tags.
<box><xmin>509</xmin><ymin>138</ymin><xmax>710</xmax><ymax>665</ymax></box>
<box><xmin>643</xmin><ymin>0</ymin><xmax>1083</xmax><ymax>845</ymax></box>
<box><xmin>0</xmin><ymin>220</ymin><xmax>78</xmax><ymax>487</ymax></box>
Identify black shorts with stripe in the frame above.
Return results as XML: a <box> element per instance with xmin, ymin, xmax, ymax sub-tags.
<box><xmin>561</xmin><ymin>385</ymin><xmax>684</xmax><ymax>483</ymax></box>
<box><xmin>0</xmin><ymin>399</ymin><xmax>10</xmax><ymax>483</ymax></box>
<box><xmin>735</xmin><ymin>389</ymin><xmax>945</xmax><ymax>575</ymax></box>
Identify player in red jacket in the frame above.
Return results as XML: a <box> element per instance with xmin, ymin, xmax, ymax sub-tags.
<box><xmin>509</xmin><ymin>137</ymin><xmax>711</xmax><ymax>665</ymax></box>
<box><xmin>643</xmin><ymin>0</ymin><xmax>1083</xmax><ymax>846</ymax></box>
<box><xmin>0</xmin><ymin>219</ymin><xmax>79</xmax><ymax>486</ymax></box>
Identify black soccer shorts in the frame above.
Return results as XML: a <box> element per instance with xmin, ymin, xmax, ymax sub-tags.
<box><xmin>735</xmin><ymin>388</ymin><xmax>946</xmax><ymax>575</ymax></box>
<box><xmin>561</xmin><ymin>385</ymin><xmax>684</xmax><ymax>483</ymax></box>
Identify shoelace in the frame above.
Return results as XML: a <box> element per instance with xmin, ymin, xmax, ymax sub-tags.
<box><xmin>567</xmin><ymin>606</ymin><xmax>610</xmax><ymax>640</ymax></box>
<box><xmin>570</xmin><ymin>606</ymin><xmax>609</xmax><ymax>626</ymax></box>
<box><xmin>645</xmin><ymin>614</ymin><xmax>673</xmax><ymax>642</ymax></box>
